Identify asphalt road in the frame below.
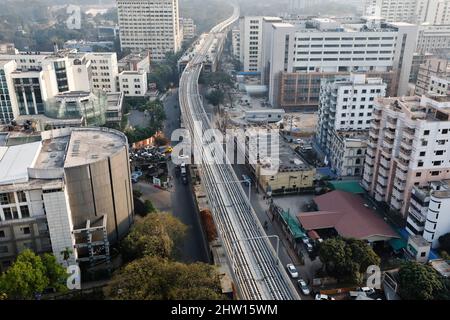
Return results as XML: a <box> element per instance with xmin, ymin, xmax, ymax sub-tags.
<box><xmin>162</xmin><ymin>89</ymin><xmax>210</xmax><ymax>264</ymax></box>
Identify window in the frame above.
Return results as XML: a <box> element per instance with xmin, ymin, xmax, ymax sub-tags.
<box><xmin>418</xmin><ymin>161</ymin><xmax>424</xmax><ymax>167</ymax></box>
<box><xmin>0</xmin><ymin>193</ymin><xmax>15</xmax><ymax>205</ymax></box>
<box><xmin>22</xmin><ymin>227</ymin><xmax>31</xmax><ymax>235</ymax></box>
<box><xmin>3</xmin><ymin>207</ymin><xmax>18</xmax><ymax>221</ymax></box>
<box><xmin>419</xmin><ymin>151</ymin><xmax>426</xmax><ymax>156</ymax></box>
<box><xmin>424</xmin><ymin>130</ymin><xmax>430</xmax><ymax>135</ymax></box>
<box><xmin>0</xmin><ymin>230</ymin><xmax>5</xmax><ymax>238</ymax></box>
<box><xmin>431</xmin><ymin>171</ymin><xmax>440</xmax><ymax>176</ymax></box>
<box><xmin>20</xmin><ymin>206</ymin><xmax>30</xmax><ymax>218</ymax></box>
<box><xmin>416</xmin><ymin>172</ymin><xmax>421</xmax><ymax>177</ymax></box>
<box><xmin>17</xmin><ymin>191</ymin><xmax>26</xmax><ymax>203</ymax></box>
<box><xmin>436</xmin><ymin>150</ymin><xmax>444</xmax><ymax>155</ymax></box>
<box><xmin>0</xmin><ymin>246</ymin><xmax>8</xmax><ymax>254</ymax></box>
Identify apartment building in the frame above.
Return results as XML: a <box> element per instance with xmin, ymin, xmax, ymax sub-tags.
<box><xmin>415</xmin><ymin>58</ymin><xmax>450</xmax><ymax>95</ymax></box>
<box><xmin>406</xmin><ymin>180</ymin><xmax>450</xmax><ymax>248</ymax></box>
<box><xmin>116</xmin><ymin>0</ymin><xmax>182</xmax><ymax>62</ymax></box>
<box><xmin>0</xmin><ymin>127</ymin><xmax>134</xmax><ymax>270</ymax></box>
<box><xmin>317</xmin><ymin>74</ymin><xmax>386</xmax><ymax>177</ymax></box>
<box><xmin>429</xmin><ymin>74</ymin><xmax>450</xmax><ymax>95</ymax></box>
<box><xmin>364</xmin><ymin>0</ymin><xmax>450</xmax><ymax>24</ymax></box>
<box><xmin>416</xmin><ymin>24</ymin><xmax>450</xmax><ymax>54</ymax></box>
<box><xmin>118</xmin><ymin>71</ymin><xmax>148</xmax><ymax>97</ymax></box>
<box><xmin>179</xmin><ymin>18</ymin><xmax>196</xmax><ymax>39</ymax></box>
<box><xmin>362</xmin><ymin>95</ymin><xmax>450</xmax><ymax>217</ymax></box>
<box><xmin>264</xmin><ymin>17</ymin><xmax>417</xmax><ymax>109</ymax></box>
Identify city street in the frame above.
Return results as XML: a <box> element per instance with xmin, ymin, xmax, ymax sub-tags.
<box><xmin>134</xmin><ymin>89</ymin><xmax>209</xmax><ymax>264</ymax></box>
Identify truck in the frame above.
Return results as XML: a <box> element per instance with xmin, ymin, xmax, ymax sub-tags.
<box><xmin>181</xmin><ymin>162</ymin><xmax>188</xmax><ymax>185</ymax></box>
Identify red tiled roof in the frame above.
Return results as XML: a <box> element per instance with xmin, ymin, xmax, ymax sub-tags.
<box><xmin>296</xmin><ymin>190</ymin><xmax>399</xmax><ymax>240</ymax></box>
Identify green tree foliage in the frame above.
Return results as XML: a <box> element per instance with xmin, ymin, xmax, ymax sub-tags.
<box><xmin>120</xmin><ymin>213</ymin><xmax>187</xmax><ymax>262</ymax></box>
<box><xmin>125</xmin><ymin>100</ymin><xmax>166</xmax><ymax>143</ymax></box>
<box><xmin>206</xmin><ymin>89</ymin><xmax>225</xmax><ymax>106</ymax></box>
<box><xmin>202</xmin><ymin>72</ymin><xmax>233</xmax><ymax>88</ymax></box>
<box><xmin>438</xmin><ymin>233</ymin><xmax>450</xmax><ymax>253</ymax></box>
<box><xmin>398</xmin><ymin>261</ymin><xmax>445</xmax><ymax>300</ymax></box>
<box><xmin>0</xmin><ymin>250</ymin><xmax>67</xmax><ymax>299</ymax></box>
<box><xmin>319</xmin><ymin>237</ymin><xmax>380</xmax><ymax>284</ymax></box>
<box><xmin>106</xmin><ymin>256</ymin><xmax>223</xmax><ymax>300</ymax></box>
<box><xmin>148</xmin><ymin>52</ymin><xmax>183</xmax><ymax>92</ymax></box>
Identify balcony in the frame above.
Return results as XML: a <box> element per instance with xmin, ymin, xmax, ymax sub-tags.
<box><xmin>403</xmin><ymin>126</ymin><xmax>415</xmax><ymax>139</ymax></box>
<box><xmin>378</xmin><ymin>166</ymin><xmax>389</xmax><ymax>177</ymax></box>
<box><xmin>399</xmin><ymin>149</ymin><xmax>411</xmax><ymax>161</ymax></box>
<box><xmin>368</xmin><ymin>139</ymin><xmax>378</xmax><ymax>148</ymax></box>
<box><xmin>397</xmin><ymin>158</ymin><xmax>409</xmax><ymax>171</ymax></box>
<box><xmin>390</xmin><ymin>197</ymin><xmax>402</xmax><ymax>211</ymax></box>
<box><xmin>391</xmin><ymin>187</ymin><xmax>403</xmax><ymax>201</ymax></box>
<box><xmin>383</xmin><ymin>136</ymin><xmax>394</xmax><ymax>147</ymax></box>
<box><xmin>377</xmin><ymin>175</ymin><xmax>388</xmax><ymax>187</ymax></box>
<box><xmin>365</xmin><ymin>156</ymin><xmax>375</xmax><ymax>166</ymax></box>
<box><xmin>373</xmin><ymin>109</ymin><xmax>382</xmax><ymax>119</ymax></box>
<box><xmin>396</xmin><ymin>169</ymin><xmax>407</xmax><ymax>180</ymax></box>
<box><xmin>366</xmin><ymin>147</ymin><xmax>375</xmax><ymax>157</ymax></box>
<box><xmin>380</xmin><ymin>156</ymin><xmax>391</xmax><ymax>168</ymax></box>
<box><xmin>386</xmin><ymin>117</ymin><xmax>397</xmax><ymax>129</ymax></box>
<box><xmin>376</xmin><ymin>183</ymin><xmax>386</xmax><ymax>196</ymax></box>
<box><xmin>385</xmin><ymin>129</ymin><xmax>396</xmax><ymax>140</ymax></box>
<box><xmin>371</xmin><ymin>120</ymin><xmax>381</xmax><ymax>130</ymax></box>
<box><xmin>394</xmin><ymin>178</ymin><xmax>405</xmax><ymax>191</ymax></box>
<box><xmin>361</xmin><ymin>179</ymin><xmax>371</xmax><ymax>191</ymax></box>
<box><xmin>369</xmin><ymin>130</ymin><xmax>379</xmax><ymax>139</ymax></box>
<box><xmin>406</xmin><ymin>215</ymin><xmax>425</xmax><ymax>233</ymax></box>
<box><xmin>400</xmin><ymin>139</ymin><xmax>413</xmax><ymax>151</ymax></box>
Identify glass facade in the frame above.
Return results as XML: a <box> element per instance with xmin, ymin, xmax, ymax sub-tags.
<box><xmin>0</xmin><ymin>70</ymin><xmax>14</xmax><ymax>124</ymax></box>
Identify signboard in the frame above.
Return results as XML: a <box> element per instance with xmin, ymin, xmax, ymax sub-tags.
<box><xmin>153</xmin><ymin>177</ymin><xmax>161</xmax><ymax>186</ymax></box>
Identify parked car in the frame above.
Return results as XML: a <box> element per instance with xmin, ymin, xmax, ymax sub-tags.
<box><xmin>132</xmin><ymin>170</ymin><xmax>143</xmax><ymax>178</ymax></box>
<box><xmin>305</xmin><ymin>243</ymin><xmax>314</xmax><ymax>253</ymax></box>
<box><xmin>286</xmin><ymin>263</ymin><xmax>299</xmax><ymax>278</ymax></box>
<box><xmin>315</xmin><ymin>294</ymin><xmax>335</xmax><ymax>300</ymax></box>
<box><xmin>242</xmin><ymin>174</ymin><xmax>251</xmax><ymax>186</ymax></box>
<box><xmin>302</xmin><ymin>237</ymin><xmax>310</xmax><ymax>245</ymax></box>
<box><xmin>297</xmin><ymin>279</ymin><xmax>310</xmax><ymax>295</ymax></box>
<box><xmin>181</xmin><ymin>175</ymin><xmax>188</xmax><ymax>185</ymax></box>
<box><xmin>358</xmin><ymin>287</ymin><xmax>376</xmax><ymax>295</ymax></box>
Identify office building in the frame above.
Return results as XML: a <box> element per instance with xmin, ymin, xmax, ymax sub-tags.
<box><xmin>415</xmin><ymin>58</ymin><xmax>450</xmax><ymax>95</ymax></box>
<box><xmin>231</xmin><ymin>28</ymin><xmax>240</xmax><ymax>59</ymax></box>
<box><xmin>362</xmin><ymin>94</ymin><xmax>450</xmax><ymax>217</ymax></box>
<box><xmin>263</xmin><ymin>16</ymin><xmax>417</xmax><ymax>109</ymax></box>
<box><xmin>0</xmin><ymin>127</ymin><xmax>134</xmax><ymax>270</ymax></box>
<box><xmin>116</xmin><ymin>0</ymin><xmax>182</xmax><ymax>61</ymax></box>
<box><xmin>118</xmin><ymin>51</ymin><xmax>151</xmax><ymax>73</ymax></box>
<box><xmin>416</xmin><ymin>24</ymin><xmax>450</xmax><ymax>54</ymax></box>
<box><xmin>118</xmin><ymin>70</ymin><xmax>148</xmax><ymax>97</ymax></box>
<box><xmin>180</xmin><ymin>18</ymin><xmax>197</xmax><ymax>39</ymax></box>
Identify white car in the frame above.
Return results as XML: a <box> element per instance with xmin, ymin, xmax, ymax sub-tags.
<box><xmin>286</xmin><ymin>263</ymin><xmax>299</xmax><ymax>278</ymax></box>
<box><xmin>359</xmin><ymin>287</ymin><xmax>376</xmax><ymax>295</ymax></box>
<box><xmin>302</xmin><ymin>238</ymin><xmax>310</xmax><ymax>245</ymax></box>
<box><xmin>297</xmin><ymin>279</ymin><xmax>310</xmax><ymax>295</ymax></box>
<box><xmin>315</xmin><ymin>294</ymin><xmax>335</xmax><ymax>300</ymax></box>
<box><xmin>305</xmin><ymin>243</ymin><xmax>314</xmax><ymax>252</ymax></box>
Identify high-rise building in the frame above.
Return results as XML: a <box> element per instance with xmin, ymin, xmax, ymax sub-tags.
<box><xmin>263</xmin><ymin>16</ymin><xmax>417</xmax><ymax>109</ymax></box>
<box><xmin>415</xmin><ymin>58</ymin><xmax>450</xmax><ymax>95</ymax></box>
<box><xmin>179</xmin><ymin>18</ymin><xmax>197</xmax><ymax>39</ymax></box>
<box><xmin>0</xmin><ymin>60</ymin><xmax>17</xmax><ymax>125</ymax></box>
<box><xmin>362</xmin><ymin>95</ymin><xmax>450</xmax><ymax>217</ymax></box>
<box><xmin>317</xmin><ymin>74</ymin><xmax>386</xmax><ymax>177</ymax></box>
<box><xmin>116</xmin><ymin>0</ymin><xmax>182</xmax><ymax>62</ymax></box>
<box><xmin>0</xmin><ymin>127</ymin><xmax>134</xmax><ymax>270</ymax></box>
<box><xmin>416</xmin><ymin>24</ymin><xmax>450</xmax><ymax>54</ymax></box>
<box><xmin>364</xmin><ymin>0</ymin><xmax>450</xmax><ymax>24</ymax></box>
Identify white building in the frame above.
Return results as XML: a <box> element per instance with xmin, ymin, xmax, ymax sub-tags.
<box><xmin>244</xmin><ymin>109</ymin><xmax>285</xmax><ymax>123</ymax></box>
<box><xmin>0</xmin><ymin>127</ymin><xmax>133</xmax><ymax>270</ymax></box>
<box><xmin>116</xmin><ymin>0</ymin><xmax>182</xmax><ymax>62</ymax></box>
<box><xmin>407</xmin><ymin>180</ymin><xmax>450</xmax><ymax>248</ymax></box>
<box><xmin>0</xmin><ymin>60</ymin><xmax>17</xmax><ymax>124</ymax></box>
<box><xmin>429</xmin><ymin>74</ymin><xmax>450</xmax><ymax>96</ymax></box>
<box><xmin>364</xmin><ymin>0</ymin><xmax>450</xmax><ymax>24</ymax></box>
<box><xmin>118</xmin><ymin>71</ymin><xmax>148</xmax><ymax>97</ymax></box>
<box><xmin>239</xmin><ymin>16</ymin><xmax>263</xmax><ymax>73</ymax></box>
<box><xmin>362</xmin><ymin>95</ymin><xmax>450</xmax><ymax>217</ymax></box>
<box><xmin>416</xmin><ymin>24</ymin><xmax>450</xmax><ymax>54</ymax></box>
<box><xmin>180</xmin><ymin>18</ymin><xmax>196</xmax><ymax>39</ymax></box>
<box><xmin>118</xmin><ymin>51</ymin><xmax>151</xmax><ymax>73</ymax></box>
<box><xmin>231</xmin><ymin>28</ymin><xmax>241</xmax><ymax>59</ymax></box>
<box><xmin>317</xmin><ymin>74</ymin><xmax>386</xmax><ymax>177</ymax></box>
<box><xmin>0</xmin><ymin>49</ymin><xmax>120</xmax><ymax>123</ymax></box>
<box><xmin>263</xmin><ymin>16</ymin><xmax>417</xmax><ymax>109</ymax></box>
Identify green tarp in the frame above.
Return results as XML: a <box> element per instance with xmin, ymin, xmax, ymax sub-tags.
<box><xmin>328</xmin><ymin>180</ymin><xmax>365</xmax><ymax>194</ymax></box>
<box><xmin>389</xmin><ymin>238</ymin><xmax>407</xmax><ymax>252</ymax></box>
<box><xmin>280</xmin><ymin>211</ymin><xmax>306</xmax><ymax>239</ymax></box>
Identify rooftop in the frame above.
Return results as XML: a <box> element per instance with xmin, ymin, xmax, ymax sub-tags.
<box><xmin>0</xmin><ymin>142</ymin><xmax>41</xmax><ymax>185</ymax></box>
<box><xmin>296</xmin><ymin>190</ymin><xmax>399</xmax><ymax>240</ymax></box>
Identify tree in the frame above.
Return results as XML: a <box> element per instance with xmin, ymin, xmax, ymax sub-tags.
<box><xmin>0</xmin><ymin>250</ymin><xmax>49</xmax><ymax>299</ymax></box>
<box><xmin>105</xmin><ymin>256</ymin><xmax>223</xmax><ymax>300</ymax></box>
<box><xmin>206</xmin><ymin>89</ymin><xmax>225</xmax><ymax>106</ymax></box>
<box><xmin>398</xmin><ymin>261</ymin><xmax>445</xmax><ymax>300</ymax></box>
<box><xmin>438</xmin><ymin>233</ymin><xmax>450</xmax><ymax>253</ymax></box>
<box><xmin>41</xmin><ymin>253</ymin><xmax>68</xmax><ymax>292</ymax></box>
<box><xmin>144</xmin><ymin>200</ymin><xmax>156</xmax><ymax>215</ymax></box>
<box><xmin>120</xmin><ymin>213</ymin><xmax>187</xmax><ymax>262</ymax></box>
<box><xmin>318</xmin><ymin>237</ymin><xmax>380</xmax><ymax>284</ymax></box>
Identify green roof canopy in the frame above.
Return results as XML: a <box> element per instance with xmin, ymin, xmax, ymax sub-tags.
<box><xmin>328</xmin><ymin>180</ymin><xmax>365</xmax><ymax>194</ymax></box>
<box><xmin>389</xmin><ymin>238</ymin><xmax>407</xmax><ymax>252</ymax></box>
<box><xmin>280</xmin><ymin>211</ymin><xmax>306</xmax><ymax>239</ymax></box>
